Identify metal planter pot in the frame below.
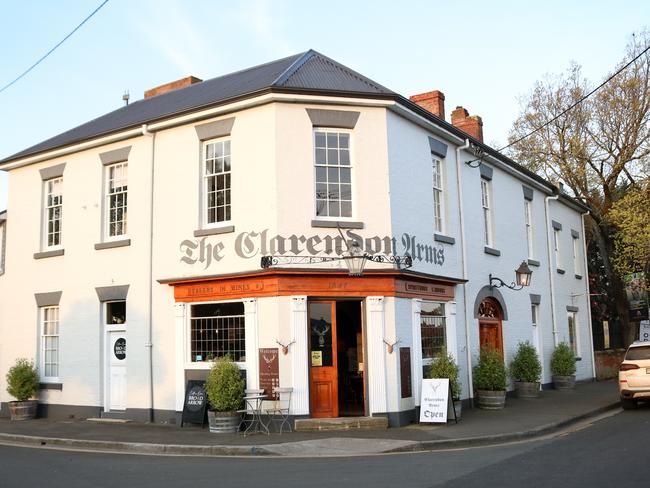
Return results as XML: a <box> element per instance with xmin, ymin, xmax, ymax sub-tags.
<box><xmin>552</xmin><ymin>375</ymin><xmax>576</xmax><ymax>390</ymax></box>
<box><xmin>207</xmin><ymin>410</ymin><xmax>240</xmax><ymax>434</ymax></box>
<box><xmin>476</xmin><ymin>390</ymin><xmax>506</xmax><ymax>410</ymax></box>
<box><xmin>515</xmin><ymin>381</ymin><xmax>540</xmax><ymax>398</ymax></box>
<box><xmin>8</xmin><ymin>401</ymin><xmax>38</xmax><ymax>421</ymax></box>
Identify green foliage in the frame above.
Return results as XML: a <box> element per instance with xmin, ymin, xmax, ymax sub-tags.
<box><xmin>473</xmin><ymin>348</ymin><xmax>507</xmax><ymax>391</ymax></box>
<box><xmin>426</xmin><ymin>352</ymin><xmax>461</xmax><ymax>400</ymax></box>
<box><xmin>205</xmin><ymin>356</ymin><xmax>245</xmax><ymax>412</ymax></box>
<box><xmin>550</xmin><ymin>343</ymin><xmax>577</xmax><ymax>376</ymax></box>
<box><xmin>6</xmin><ymin>358</ymin><xmax>39</xmax><ymax>402</ymax></box>
<box><xmin>609</xmin><ymin>183</ymin><xmax>650</xmax><ymax>280</ymax></box>
<box><xmin>509</xmin><ymin>341</ymin><xmax>542</xmax><ymax>383</ymax></box>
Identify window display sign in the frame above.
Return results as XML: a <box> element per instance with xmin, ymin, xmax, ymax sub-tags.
<box><xmin>311</xmin><ymin>350</ymin><xmax>323</xmax><ymax>366</ymax></box>
<box><xmin>419</xmin><ymin>378</ymin><xmax>449</xmax><ymax>423</ymax></box>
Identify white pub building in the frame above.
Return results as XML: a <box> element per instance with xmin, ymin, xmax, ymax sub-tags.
<box><xmin>0</xmin><ymin>51</ymin><xmax>594</xmax><ymax>426</ymax></box>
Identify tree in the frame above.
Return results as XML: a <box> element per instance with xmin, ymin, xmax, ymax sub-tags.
<box><xmin>508</xmin><ymin>31</ymin><xmax>650</xmax><ymax>346</ymax></box>
<box><xmin>608</xmin><ymin>182</ymin><xmax>650</xmax><ymax>282</ymax></box>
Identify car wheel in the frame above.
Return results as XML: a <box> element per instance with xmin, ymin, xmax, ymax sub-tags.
<box><xmin>621</xmin><ymin>398</ymin><xmax>637</xmax><ymax>410</ymax></box>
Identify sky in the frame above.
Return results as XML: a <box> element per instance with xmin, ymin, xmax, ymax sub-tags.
<box><xmin>0</xmin><ymin>0</ymin><xmax>648</xmax><ymax>210</ymax></box>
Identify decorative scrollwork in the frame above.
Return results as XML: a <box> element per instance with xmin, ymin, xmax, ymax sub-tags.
<box><xmin>260</xmin><ymin>253</ymin><xmax>413</xmax><ymax>272</ymax></box>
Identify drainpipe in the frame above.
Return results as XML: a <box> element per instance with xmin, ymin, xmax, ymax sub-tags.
<box><xmin>545</xmin><ymin>192</ymin><xmax>560</xmax><ymax>348</ymax></box>
<box><xmin>142</xmin><ymin>124</ymin><xmax>156</xmax><ymax>422</ymax></box>
<box><xmin>581</xmin><ymin>211</ymin><xmax>597</xmax><ymax>379</ymax></box>
<box><xmin>455</xmin><ymin>138</ymin><xmax>473</xmax><ymax>399</ymax></box>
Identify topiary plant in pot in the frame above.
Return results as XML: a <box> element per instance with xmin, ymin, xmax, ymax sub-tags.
<box><xmin>427</xmin><ymin>351</ymin><xmax>462</xmax><ymax>419</ymax></box>
<box><xmin>473</xmin><ymin>348</ymin><xmax>507</xmax><ymax>409</ymax></box>
<box><xmin>550</xmin><ymin>342</ymin><xmax>577</xmax><ymax>390</ymax></box>
<box><xmin>510</xmin><ymin>341</ymin><xmax>542</xmax><ymax>398</ymax></box>
<box><xmin>205</xmin><ymin>356</ymin><xmax>245</xmax><ymax>433</ymax></box>
<box><xmin>6</xmin><ymin>358</ymin><xmax>39</xmax><ymax>420</ymax></box>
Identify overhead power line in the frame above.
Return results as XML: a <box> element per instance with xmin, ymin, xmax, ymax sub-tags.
<box><xmin>0</xmin><ymin>0</ymin><xmax>110</xmax><ymax>95</ymax></box>
<box><xmin>468</xmin><ymin>41</ymin><xmax>650</xmax><ymax>163</ymax></box>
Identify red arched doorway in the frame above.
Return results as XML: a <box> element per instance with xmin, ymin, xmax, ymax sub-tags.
<box><xmin>478</xmin><ymin>297</ymin><xmax>503</xmax><ymax>356</ymax></box>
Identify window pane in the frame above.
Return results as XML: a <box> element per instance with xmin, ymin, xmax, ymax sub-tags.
<box><xmin>327</xmin><ymin>167</ymin><xmax>339</xmax><ymax>183</ymax></box>
<box><xmin>315</xmin><ymin>149</ymin><xmax>327</xmax><ymax>165</ymax></box>
<box><xmin>107</xmin><ymin>301</ymin><xmax>126</xmax><ymax>325</ymax></box>
<box><xmin>315</xmin><ymin>132</ymin><xmax>326</xmax><ymax>148</ymax></box>
<box><xmin>326</xmin><ymin>132</ymin><xmax>337</xmax><ymax>148</ymax></box>
<box><xmin>340</xmin><ymin>201</ymin><xmax>352</xmax><ymax>217</ymax></box>
<box><xmin>339</xmin><ymin>133</ymin><xmax>349</xmax><ymax>149</ymax></box>
<box><xmin>421</xmin><ymin>301</ymin><xmax>446</xmax><ymax>360</ymax></box>
<box><xmin>190</xmin><ymin>302</ymin><xmax>246</xmax><ymax>362</ymax></box>
<box><xmin>316</xmin><ymin>167</ymin><xmax>327</xmax><ymax>183</ymax></box>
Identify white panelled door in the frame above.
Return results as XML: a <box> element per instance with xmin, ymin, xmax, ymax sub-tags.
<box><xmin>108</xmin><ymin>331</ymin><xmax>127</xmax><ymax>411</ymax></box>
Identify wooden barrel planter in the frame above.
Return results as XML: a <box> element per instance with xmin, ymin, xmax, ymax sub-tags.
<box><xmin>515</xmin><ymin>381</ymin><xmax>540</xmax><ymax>398</ymax></box>
<box><xmin>207</xmin><ymin>411</ymin><xmax>240</xmax><ymax>434</ymax></box>
<box><xmin>552</xmin><ymin>375</ymin><xmax>575</xmax><ymax>390</ymax></box>
<box><xmin>8</xmin><ymin>401</ymin><xmax>38</xmax><ymax>421</ymax></box>
<box><xmin>476</xmin><ymin>390</ymin><xmax>506</xmax><ymax>410</ymax></box>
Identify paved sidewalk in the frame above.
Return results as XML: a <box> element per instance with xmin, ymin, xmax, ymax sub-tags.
<box><xmin>0</xmin><ymin>380</ymin><xmax>620</xmax><ymax>457</ymax></box>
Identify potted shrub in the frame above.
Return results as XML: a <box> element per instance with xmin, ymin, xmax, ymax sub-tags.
<box><xmin>509</xmin><ymin>341</ymin><xmax>542</xmax><ymax>398</ymax></box>
<box><xmin>204</xmin><ymin>356</ymin><xmax>245</xmax><ymax>433</ymax></box>
<box><xmin>6</xmin><ymin>358</ymin><xmax>39</xmax><ymax>420</ymax></box>
<box><xmin>427</xmin><ymin>351</ymin><xmax>462</xmax><ymax>419</ymax></box>
<box><xmin>550</xmin><ymin>342</ymin><xmax>576</xmax><ymax>390</ymax></box>
<box><xmin>473</xmin><ymin>348</ymin><xmax>507</xmax><ymax>409</ymax></box>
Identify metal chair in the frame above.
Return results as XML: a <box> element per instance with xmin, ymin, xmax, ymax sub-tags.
<box><xmin>264</xmin><ymin>387</ymin><xmax>293</xmax><ymax>433</ymax></box>
<box><xmin>237</xmin><ymin>388</ymin><xmax>265</xmax><ymax>434</ymax></box>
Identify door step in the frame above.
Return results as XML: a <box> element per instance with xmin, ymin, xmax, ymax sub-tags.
<box><xmin>87</xmin><ymin>417</ymin><xmax>131</xmax><ymax>424</ymax></box>
<box><xmin>295</xmin><ymin>416</ymin><xmax>388</xmax><ymax>432</ymax></box>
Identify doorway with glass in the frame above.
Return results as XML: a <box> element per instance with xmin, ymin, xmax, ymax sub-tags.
<box><xmin>308</xmin><ymin>300</ymin><xmax>365</xmax><ymax>418</ymax></box>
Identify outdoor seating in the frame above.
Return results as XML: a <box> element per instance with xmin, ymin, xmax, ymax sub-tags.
<box><xmin>237</xmin><ymin>388</ymin><xmax>267</xmax><ymax>435</ymax></box>
<box><xmin>263</xmin><ymin>387</ymin><xmax>293</xmax><ymax>433</ymax></box>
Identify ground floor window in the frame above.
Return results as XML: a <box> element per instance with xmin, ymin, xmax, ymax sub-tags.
<box><xmin>421</xmin><ymin>301</ymin><xmax>446</xmax><ymax>362</ymax></box>
<box><xmin>40</xmin><ymin>306</ymin><xmax>60</xmax><ymax>380</ymax></box>
<box><xmin>190</xmin><ymin>302</ymin><xmax>245</xmax><ymax>362</ymax></box>
<box><xmin>568</xmin><ymin>311</ymin><xmax>579</xmax><ymax>356</ymax></box>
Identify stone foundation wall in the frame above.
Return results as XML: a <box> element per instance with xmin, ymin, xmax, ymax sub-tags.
<box><xmin>595</xmin><ymin>349</ymin><xmax>626</xmax><ymax>380</ymax></box>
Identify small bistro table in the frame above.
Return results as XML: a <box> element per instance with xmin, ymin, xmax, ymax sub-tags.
<box><xmin>240</xmin><ymin>394</ymin><xmax>269</xmax><ymax>435</ymax></box>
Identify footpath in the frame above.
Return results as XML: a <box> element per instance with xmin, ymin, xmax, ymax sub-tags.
<box><xmin>0</xmin><ymin>380</ymin><xmax>620</xmax><ymax>457</ymax></box>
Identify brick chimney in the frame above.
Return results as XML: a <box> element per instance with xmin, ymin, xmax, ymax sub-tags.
<box><xmin>144</xmin><ymin>76</ymin><xmax>202</xmax><ymax>99</ymax></box>
<box><xmin>451</xmin><ymin>106</ymin><xmax>483</xmax><ymax>142</ymax></box>
<box><xmin>410</xmin><ymin>90</ymin><xmax>446</xmax><ymax>120</ymax></box>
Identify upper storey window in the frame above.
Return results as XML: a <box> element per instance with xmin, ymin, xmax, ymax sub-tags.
<box><xmin>432</xmin><ymin>157</ymin><xmax>445</xmax><ymax>233</ymax></box>
<box><xmin>314</xmin><ymin>131</ymin><xmax>353</xmax><ymax>219</ymax></box>
<box><xmin>105</xmin><ymin>162</ymin><xmax>128</xmax><ymax>238</ymax></box>
<box><xmin>481</xmin><ymin>178</ymin><xmax>493</xmax><ymax>247</ymax></box>
<box><xmin>44</xmin><ymin>178</ymin><xmax>63</xmax><ymax>248</ymax></box>
<box><xmin>203</xmin><ymin>139</ymin><xmax>232</xmax><ymax>225</ymax></box>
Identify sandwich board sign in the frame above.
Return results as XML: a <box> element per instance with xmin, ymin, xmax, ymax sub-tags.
<box><xmin>420</xmin><ymin>378</ymin><xmax>449</xmax><ymax>423</ymax></box>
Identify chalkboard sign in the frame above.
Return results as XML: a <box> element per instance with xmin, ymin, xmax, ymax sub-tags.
<box><xmin>181</xmin><ymin>380</ymin><xmax>208</xmax><ymax>427</ymax></box>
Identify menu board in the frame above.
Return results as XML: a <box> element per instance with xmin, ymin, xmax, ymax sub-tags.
<box><xmin>400</xmin><ymin>347</ymin><xmax>412</xmax><ymax>398</ymax></box>
<box><xmin>181</xmin><ymin>380</ymin><xmax>207</xmax><ymax>427</ymax></box>
<box><xmin>259</xmin><ymin>348</ymin><xmax>279</xmax><ymax>399</ymax></box>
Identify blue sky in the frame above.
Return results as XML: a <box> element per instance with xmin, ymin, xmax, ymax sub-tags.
<box><xmin>0</xmin><ymin>0</ymin><xmax>647</xmax><ymax>210</ymax></box>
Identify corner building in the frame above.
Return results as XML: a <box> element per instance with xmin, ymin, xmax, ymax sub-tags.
<box><xmin>0</xmin><ymin>51</ymin><xmax>594</xmax><ymax>426</ymax></box>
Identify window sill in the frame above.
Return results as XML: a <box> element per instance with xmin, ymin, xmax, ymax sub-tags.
<box><xmin>34</xmin><ymin>249</ymin><xmax>64</xmax><ymax>260</ymax></box>
<box><xmin>95</xmin><ymin>239</ymin><xmax>131</xmax><ymax>250</ymax></box>
<box><xmin>185</xmin><ymin>362</ymin><xmax>246</xmax><ymax>370</ymax></box>
<box><xmin>193</xmin><ymin>225</ymin><xmax>235</xmax><ymax>237</ymax></box>
<box><xmin>484</xmin><ymin>246</ymin><xmax>501</xmax><ymax>257</ymax></box>
<box><xmin>527</xmin><ymin>259</ymin><xmax>541</xmax><ymax>267</ymax></box>
<box><xmin>557</xmin><ymin>268</ymin><xmax>566</xmax><ymax>275</ymax></box>
<box><xmin>311</xmin><ymin>220</ymin><xmax>364</xmax><ymax>229</ymax></box>
<box><xmin>39</xmin><ymin>382</ymin><xmax>62</xmax><ymax>390</ymax></box>
<box><xmin>434</xmin><ymin>233</ymin><xmax>455</xmax><ymax>245</ymax></box>
<box><xmin>575</xmin><ymin>274</ymin><xmax>583</xmax><ymax>280</ymax></box>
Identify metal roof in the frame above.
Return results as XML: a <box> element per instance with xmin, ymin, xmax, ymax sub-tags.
<box><xmin>0</xmin><ymin>50</ymin><xmax>394</xmax><ymax>164</ymax></box>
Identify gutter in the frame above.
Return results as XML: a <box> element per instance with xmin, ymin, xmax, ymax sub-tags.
<box><xmin>581</xmin><ymin>211</ymin><xmax>597</xmax><ymax>378</ymax></box>
<box><xmin>545</xmin><ymin>192</ymin><xmax>561</xmax><ymax>348</ymax></box>
<box><xmin>142</xmin><ymin>124</ymin><xmax>156</xmax><ymax>422</ymax></box>
<box><xmin>455</xmin><ymin>138</ymin><xmax>474</xmax><ymax>399</ymax></box>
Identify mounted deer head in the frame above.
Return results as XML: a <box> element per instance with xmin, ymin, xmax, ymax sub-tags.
<box><xmin>383</xmin><ymin>338</ymin><xmax>400</xmax><ymax>354</ymax></box>
<box><xmin>276</xmin><ymin>339</ymin><xmax>296</xmax><ymax>355</ymax></box>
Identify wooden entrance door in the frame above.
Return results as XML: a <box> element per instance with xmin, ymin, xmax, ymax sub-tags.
<box><xmin>478</xmin><ymin>298</ymin><xmax>503</xmax><ymax>356</ymax></box>
<box><xmin>309</xmin><ymin>301</ymin><xmax>339</xmax><ymax>418</ymax></box>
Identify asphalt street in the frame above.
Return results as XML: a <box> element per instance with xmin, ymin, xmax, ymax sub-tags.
<box><xmin>0</xmin><ymin>405</ymin><xmax>647</xmax><ymax>488</ymax></box>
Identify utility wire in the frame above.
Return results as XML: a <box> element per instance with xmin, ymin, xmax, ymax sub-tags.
<box><xmin>0</xmin><ymin>0</ymin><xmax>110</xmax><ymax>95</ymax></box>
<box><xmin>468</xmin><ymin>41</ymin><xmax>650</xmax><ymax>163</ymax></box>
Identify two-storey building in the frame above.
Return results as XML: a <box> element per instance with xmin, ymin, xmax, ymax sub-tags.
<box><xmin>0</xmin><ymin>50</ymin><xmax>594</xmax><ymax>426</ymax></box>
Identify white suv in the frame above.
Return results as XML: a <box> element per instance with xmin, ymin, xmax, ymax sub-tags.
<box><xmin>619</xmin><ymin>341</ymin><xmax>650</xmax><ymax>409</ymax></box>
